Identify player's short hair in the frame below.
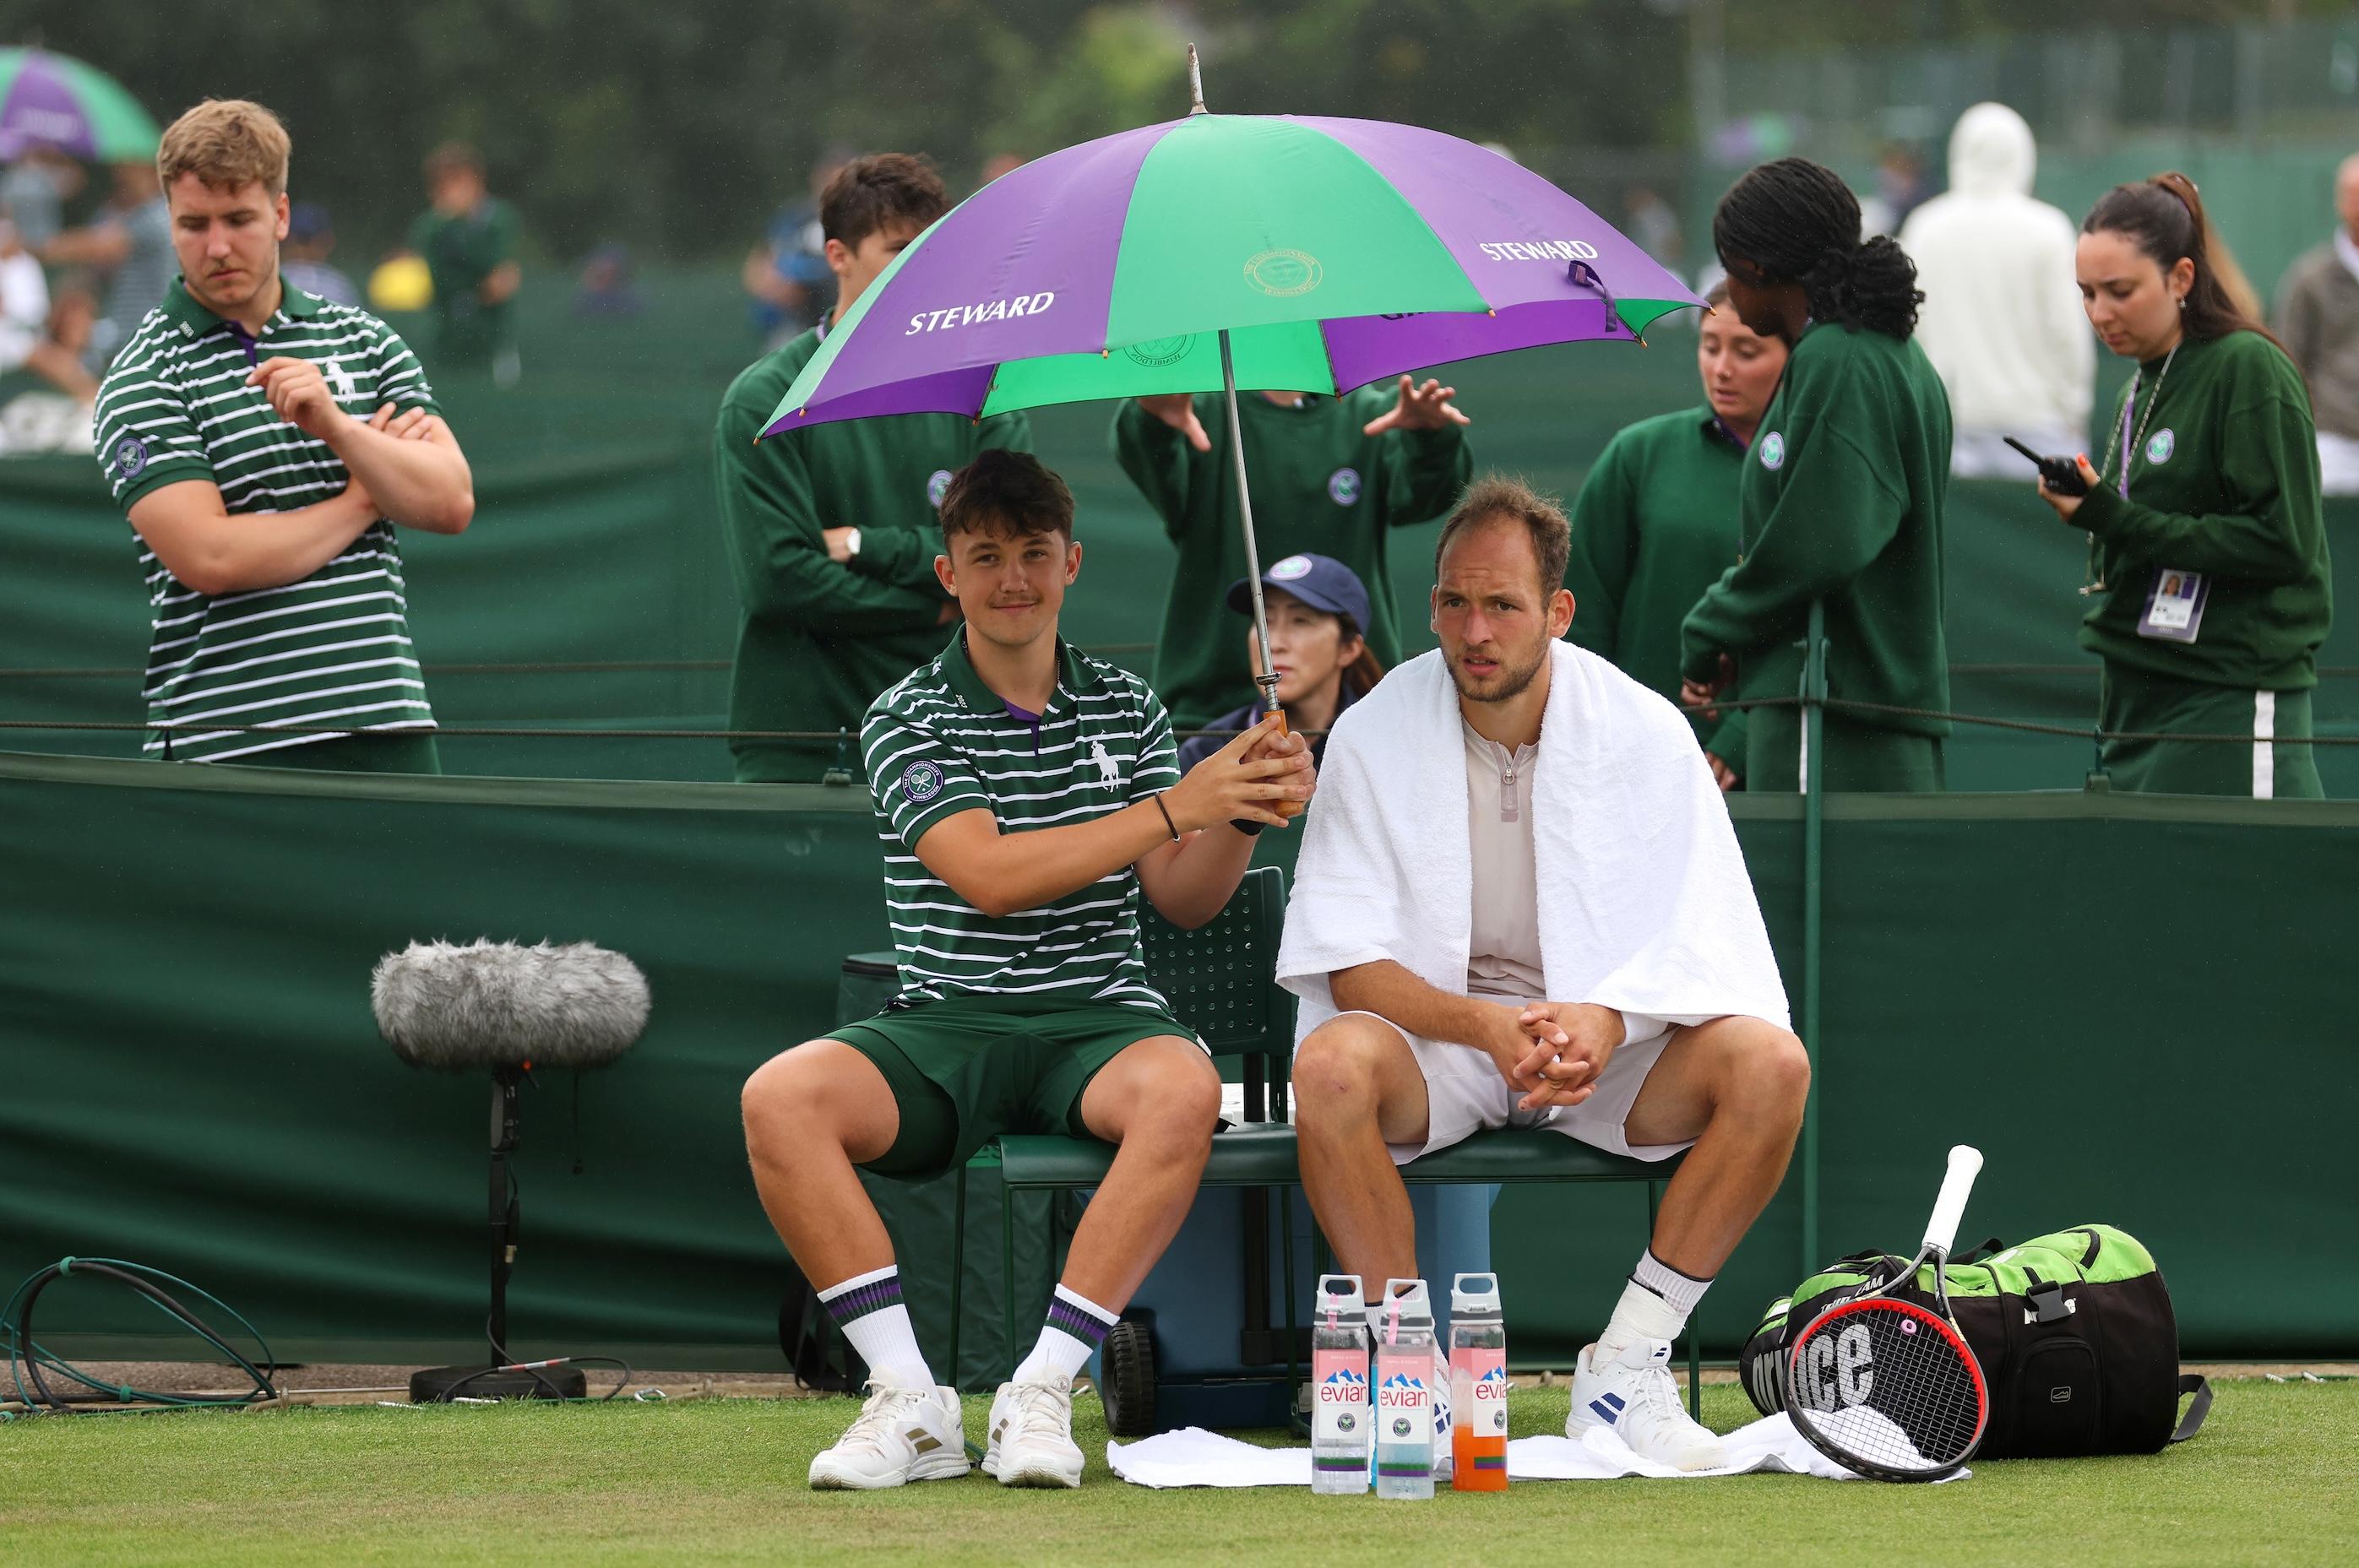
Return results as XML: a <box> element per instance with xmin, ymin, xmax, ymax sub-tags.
<box><xmin>157</xmin><ymin>100</ymin><xmax>291</xmax><ymax>198</ymax></box>
<box><xmin>423</xmin><ymin>142</ymin><xmax>485</xmax><ymax>184</ymax></box>
<box><xmin>1435</xmin><ymin>475</ymin><xmax>1572</xmax><ymax>597</ymax></box>
<box><xmin>821</xmin><ymin>154</ymin><xmax>949</xmax><ymax>252</ymax></box>
<box><xmin>938</xmin><ymin>449</ymin><xmax>1074</xmax><ymax>543</ymax></box>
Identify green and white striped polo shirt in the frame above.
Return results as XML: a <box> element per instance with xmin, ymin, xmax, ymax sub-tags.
<box><xmin>863</xmin><ymin>630</ymin><xmax>1183</xmax><ymax>1010</ymax></box>
<box><xmin>91</xmin><ymin>277</ymin><xmax>440</xmax><ymax>762</ymax></box>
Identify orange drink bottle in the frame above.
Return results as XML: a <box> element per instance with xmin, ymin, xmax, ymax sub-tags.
<box><xmin>1450</xmin><ymin>1272</ymin><xmax>1508</xmax><ymax>1491</ymax></box>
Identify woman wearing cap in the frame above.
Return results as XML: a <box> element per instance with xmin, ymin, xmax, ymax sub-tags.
<box><xmin>1177</xmin><ymin>553</ymin><xmax>1385</xmax><ymax>773</ymax></box>
<box><xmin>1679</xmin><ymin>157</ymin><xmax>1954</xmax><ymax>792</ymax></box>
<box><xmin>2036</xmin><ymin>174</ymin><xmax>2329</xmax><ymax>798</ymax></box>
<box><xmin>1568</xmin><ymin>279</ymin><xmax>1788</xmax><ymax>791</ymax></box>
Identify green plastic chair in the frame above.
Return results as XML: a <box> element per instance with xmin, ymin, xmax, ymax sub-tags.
<box><xmin>941</xmin><ymin>865</ymin><xmax>1701</xmax><ymax>1420</ymax></box>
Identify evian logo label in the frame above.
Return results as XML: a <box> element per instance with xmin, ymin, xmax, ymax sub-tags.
<box><xmin>1480</xmin><ymin>239</ymin><xmax>1600</xmax><ymax>263</ymax></box>
<box><xmin>905</xmin><ymin>292</ymin><xmax>1056</xmax><ymax>335</ymax></box>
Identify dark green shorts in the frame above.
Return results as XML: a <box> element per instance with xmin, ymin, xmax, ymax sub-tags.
<box><xmin>220</xmin><ymin>731</ymin><xmax>444</xmax><ymax>775</ymax></box>
<box><xmin>2100</xmin><ymin>666</ymin><xmax>2321</xmax><ymax>799</ymax></box>
<box><xmin>833</xmin><ymin>996</ymin><xmax>1202</xmax><ymax>1176</ymax></box>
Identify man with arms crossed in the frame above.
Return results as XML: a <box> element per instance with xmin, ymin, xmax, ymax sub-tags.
<box><xmin>1281</xmin><ymin>478</ymin><xmax>1807</xmax><ymax>1470</ymax></box>
<box><xmin>742</xmin><ymin>450</ymin><xmax>1313</xmax><ymax>1490</ymax></box>
<box><xmin>91</xmin><ymin>99</ymin><xmax>472</xmax><ymax>771</ymax></box>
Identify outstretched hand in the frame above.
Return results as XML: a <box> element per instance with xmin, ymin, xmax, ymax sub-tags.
<box><xmin>1138</xmin><ymin>393</ymin><xmax>1212</xmax><ymax>453</ymax></box>
<box><xmin>1362</xmin><ymin>374</ymin><xmax>1470</xmax><ymax>437</ymax></box>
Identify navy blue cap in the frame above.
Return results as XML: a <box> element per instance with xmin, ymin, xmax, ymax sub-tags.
<box><xmin>288</xmin><ymin>202</ymin><xmax>333</xmax><ymax>243</ymax></box>
<box><xmin>1225</xmin><ymin>552</ymin><xmax>1372</xmax><ymax>635</ymax></box>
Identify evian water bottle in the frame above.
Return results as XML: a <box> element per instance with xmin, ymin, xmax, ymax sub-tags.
<box><xmin>1372</xmin><ymin>1278</ymin><xmax>1436</xmax><ymax>1500</ymax></box>
<box><xmin>1449</xmin><ymin>1272</ymin><xmax>1508</xmax><ymax>1491</ymax></box>
<box><xmin>1310</xmin><ymin>1275</ymin><xmax>1369</xmax><ymax>1494</ymax></box>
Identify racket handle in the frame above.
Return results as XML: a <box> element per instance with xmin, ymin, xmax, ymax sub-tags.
<box><xmin>1921</xmin><ymin>1144</ymin><xmax>1985</xmax><ymax>1256</ymax></box>
<box><xmin>1267</xmin><ymin>704</ymin><xmax>1305</xmax><ymax>818</ymax></box>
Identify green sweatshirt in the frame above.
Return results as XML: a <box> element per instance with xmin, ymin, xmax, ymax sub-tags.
<box><xmin>1112</xmin><ymin>387</ymin><xmax>1471</xmax><ymax>730</ymax></box>
<box><xmin>1568</xmin><ymin>405</ymin><xmax>1750</xmax><ymax>769</ymax></box>
<box><xmin>2074</xmin><ymin>329</ymin><xmax>2331</xmax><ymax>692</ymax></box>
<box><xmin>715</xmin><ymin>326</ymin><xmax>1030</xmax><ymax>782</ymax></box>
<box><xmin>1681</xmin><ymin>322</ymin><xmax>1954</xmax><ymax>741</ymax></box>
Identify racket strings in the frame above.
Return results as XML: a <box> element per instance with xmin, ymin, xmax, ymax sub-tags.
<box><xmin>1788</xmin><ymin>1303</ymin><xmax>1983</xmax><ymax>1475</ymax></box>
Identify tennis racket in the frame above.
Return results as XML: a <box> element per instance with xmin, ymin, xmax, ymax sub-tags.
<box><xmin>1784</xmin><ymin>1144</ymin><xmax>1991</xmax><ymax>1482</ymax></box>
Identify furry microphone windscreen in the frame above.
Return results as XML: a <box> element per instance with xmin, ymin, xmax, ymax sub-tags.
<box><xmin>372</xmin><ymin>939</ymin><xmax>650</xmax><ymax>1072</ymax></box>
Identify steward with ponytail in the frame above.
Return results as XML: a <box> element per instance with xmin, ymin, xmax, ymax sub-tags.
<box><xmin>1678</xmin><ymin>157</ymin><xmax>1956</xmax><ymax>792</ymax></box>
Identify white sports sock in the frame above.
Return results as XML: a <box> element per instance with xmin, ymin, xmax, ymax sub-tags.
<box><xmin>1597</xmin><ymin>1251</ymin><xmax>1712</xmax><ymax>1358</ymax></box>
<box><xmin>818</xmin><ymin>1265</ymin><xmax>934</xmax><ymax>1387</ymax></box>
<box><xmin>1011</xmin><ymin>1284</ymin><xmax>1118</xmax><ymax>1386</ymax></box>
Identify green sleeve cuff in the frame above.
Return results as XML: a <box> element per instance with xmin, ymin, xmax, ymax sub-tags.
<box><xmin>2072</xmin><ymin>484</ymin><xmax>2124</xmax><ymax>538</ymax></box>
<box><xmin>117</xmin><ymin>458</ymin><xmax>216</xmax><ymax>515</ymax></box>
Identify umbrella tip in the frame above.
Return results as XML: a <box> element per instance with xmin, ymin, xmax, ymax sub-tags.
<box><xmin>1186</xmin><ymin>43</ymin><xmax>1209</xmax><ymax>115</ymax></box>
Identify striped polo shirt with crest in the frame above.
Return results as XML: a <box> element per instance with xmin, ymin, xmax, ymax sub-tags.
<box><xmin>90</xmin><ymin>276</ymin><xmax>441</xmax><ymax>762</ymax></box>
<box><xmin>862</xmin><ymin>630</ymin><xmax>1183</xmax><ymax>1011</ymax></box>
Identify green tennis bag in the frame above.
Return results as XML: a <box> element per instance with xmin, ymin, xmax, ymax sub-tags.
<box><xmin>1740</xmin><ymin>1223</ymin><xmax>2211</xmax><ymax>1457</ymax></box>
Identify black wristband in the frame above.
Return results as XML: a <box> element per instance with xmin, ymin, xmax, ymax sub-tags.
<box><xmin>1154</xmin><ymin>793</ymin><xmax>1181</xmax><ymax>841</ymax></box>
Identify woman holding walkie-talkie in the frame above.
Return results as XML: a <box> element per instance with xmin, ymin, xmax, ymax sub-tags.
<box><xmin>2037</xmin><ymin>174</ymin><xmax>2331</xmax><ymax>798</ymax></box>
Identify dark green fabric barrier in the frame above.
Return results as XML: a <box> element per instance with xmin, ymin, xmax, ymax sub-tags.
<box><xmin>3</xmin><ymin>750</ymin><xmax>2351</xmax><ymax>1367</ymax></box>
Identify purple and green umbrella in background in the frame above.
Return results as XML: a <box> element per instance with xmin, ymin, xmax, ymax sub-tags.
<box><xmin>762</xmin><ymin>57</ymin><xmax>1702</xmax><ymax>719</ymax></box>
<box><xmin>0</xmin><ymin>48</ymin><xmax>159</xmax><ymax>163</ymax></box>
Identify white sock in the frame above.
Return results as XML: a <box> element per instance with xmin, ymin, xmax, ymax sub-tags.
<box><xmin>818</xmin><ymin>1265</ymin><xmax>934</xmax><ymax>1388</ymax></box>
<box><xmin>1597</xmin><ymin>1251</ymin><xmax>1712</xmax><ymax>1358</ymax></box>
<box><xmin>1011</xmin><ymin>1284</ymin><xmax>1118</xmax><ymax>1386</ymax></box>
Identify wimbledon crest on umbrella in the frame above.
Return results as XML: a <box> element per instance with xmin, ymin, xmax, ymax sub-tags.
<box><xmin>1243</xmin><ymin>248</ymin><xmax>1323</xmax><ymax>297</ymax></box>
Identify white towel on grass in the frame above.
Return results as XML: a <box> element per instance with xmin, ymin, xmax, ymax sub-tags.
<box><xmin>1105</xmin><ymin>1413</ymin><xmax>1969</xmax><ymax>1486</ymax></box>
<box><xmin>1275</xmin><ymin>644</ymin><xmax>1788</xmax><ymax>1040</ymax></box>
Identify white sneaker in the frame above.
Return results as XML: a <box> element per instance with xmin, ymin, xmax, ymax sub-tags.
<box><xmin>1430</xmin><ymin>1348</ymin><xmax>1454</xmax><ymax>1480</ymax></box>
<box><xmin>981</xmin><ymin>1377</ymin><xmax>1085</xmax><ymax>1488</ymax></box>
<box><xmin>807</xmin><ymin>1378</ymin><xmax>971</xmax><ymax>1489</ymax></box>
<box><xmin>1564</xmin><ymin>1338</ymin><xmax>1725</xmax><ymax>1471</ymax></box>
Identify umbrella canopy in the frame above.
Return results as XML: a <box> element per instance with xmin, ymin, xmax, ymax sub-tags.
<box><xmin>762</xmin><ymin>111</ymin><xmax>1699</xmax><ymax>435</ymax></box>
<box><xmin>0</xmin><ymin>47</ymin><xmax>160</xmax><ymax>163</ymax></box>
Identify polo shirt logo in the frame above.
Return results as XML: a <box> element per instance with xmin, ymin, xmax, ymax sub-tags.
<box><xmin>2145</xmin><ymin>429</ymin><xmax>2175</xmax><ymax>466</ymax></box>
<box><xmin>1328</xmin><ymin>467</ymin><xmax>1362</xmax><ymax>507</ymax></box>
<box><xmin>900</xmin><ymin>759</ymin><xmax>946</xmax><ymax>803</ymax></box>
<box><xmin>1090</xmin><ymin>739</ymin><xmax>1120</xmax><ymax>789</ymax></box>
<box><xmin>1759</xmin><ymin>431</ymin><xmax>1786</xmax><ymax>470</ymax></box>
<box><xmin>112</xmin><ymin>435</ymin><xmax>149</xmax><ymax>480</ymax></box>
<box><xmin>324</xmin><ymin>358</ymin><xmax>359</xmax><ymax>404</ymax></box>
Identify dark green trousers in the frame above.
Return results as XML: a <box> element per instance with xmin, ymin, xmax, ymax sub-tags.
<box><xmin>1744</xmin><ymin>706</ymin><xmax>1945</xmax><ymax>793</ymax></box>
<box><xmin>2098</xmin><ymin>666</ymin><xmax>2322</xmax><ymax>799</ymax></box>
<box><xmin>219</xmin><ymin>732</ymin><xmax>445</xmax><ymax>776</ymax></box>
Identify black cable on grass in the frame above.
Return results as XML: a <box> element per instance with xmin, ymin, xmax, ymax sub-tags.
<box><xmin>1714</xmin><ymin>157</ymin><xmax>1924</xmax><ymax>339</ymax></box>
<box><xmin>3</xmin><ymin>1258</ymin><xmax>278</xmax><ymax>1417</ymax></box>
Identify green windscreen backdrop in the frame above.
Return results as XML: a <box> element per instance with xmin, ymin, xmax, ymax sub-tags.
<box><xmin>2</xmin><ymin>751</ymin><xmax>2351</xmax><ymax>1370</ymax></box>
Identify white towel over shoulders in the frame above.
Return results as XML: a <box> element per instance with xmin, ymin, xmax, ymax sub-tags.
<box><xmin>1275</xmin><ymin>643</ymin><xmax>1789</xmax><ymax>1042</ymax></box>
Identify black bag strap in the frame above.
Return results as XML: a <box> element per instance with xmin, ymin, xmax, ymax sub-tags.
<box><xmin>2170</xmin><ymin>1374</ymin><xmax>2213</xmax><ymax>1443</ymax></box>
<box><xmin>1953</xmin><ymin>1235</ymin><xmax>2008</xmax><ymax>1265</ymax></box>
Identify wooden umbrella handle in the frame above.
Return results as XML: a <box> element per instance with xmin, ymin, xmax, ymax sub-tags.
<box><xmin>1267</xmin><ymin>704</ymin><xmax>1305</xmax><ymax>818</ymax></box>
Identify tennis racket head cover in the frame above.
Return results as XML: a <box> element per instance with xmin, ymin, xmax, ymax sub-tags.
<box><xmin>1785</xmin><ymin>1145</ymin><xmax>1990</xmax><ymax>1481</ymax></box>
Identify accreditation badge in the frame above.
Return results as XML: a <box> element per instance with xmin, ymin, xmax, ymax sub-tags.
<box><xmin>2136</xmin><ymin>567</ymin><xmax>2208</xmax><ymax>643</ymax></box>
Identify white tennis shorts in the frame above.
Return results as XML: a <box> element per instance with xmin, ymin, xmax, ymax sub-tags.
<box><xmin>1329</xmin><ymin>1009</ymin><xmax>1693</xmax><ymax>1167</ymax></box>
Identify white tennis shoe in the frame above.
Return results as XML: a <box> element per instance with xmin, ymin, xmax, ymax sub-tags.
<box><xmin>1430</xmin><ymin>1347</ymin><xmax>1454</xmax><ymax>1479</ymax></box>
<box><xmin>981</xmin><ymin>1376</ymin><xmax>1086</xmax><ymax>1488</ymax></box>
<box><xmin>1565</xmin><ymin>1338</ymin><xmax>1726</xmax><ymax>1471</ymax></box>
<box><xmin>807</xmin><ymin>1377</ymin><xmax>971</xmax><ymax>1489</ymax></box>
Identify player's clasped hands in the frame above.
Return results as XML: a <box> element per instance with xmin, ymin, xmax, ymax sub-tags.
<box><xmin>1163</xmin><ymin>712</ymin><xmax>1315</xmax><ymax>832</ymax></box>
<box><xmin>1494</xmin><ymin>1001</ymin><xmax>1627</xmax><ymax>1112</ymax></box>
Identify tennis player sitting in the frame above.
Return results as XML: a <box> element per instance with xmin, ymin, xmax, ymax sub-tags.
<box><xmin>742</xmin><ymin>450</ymin><xmax>1313</xmax><ymax>1491</ymax></box>
<box><xmin>1280</xmin><ymin>477</ymin><xmax>1806</xmax><ymax>1471</ymax></box>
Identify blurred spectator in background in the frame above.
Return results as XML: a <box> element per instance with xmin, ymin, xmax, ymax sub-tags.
<box><xmin>408</xmin><ymin>142</ymin><xmax>520</xmax><ymax>383</ymax></box>
<box><xmin>1114</xmin><ymin>375</ymin><xmax>1471</xmax><ymax>733</ymax></box>
<box><xmin>1622</xmin><ymin>185</ymin><xmax>1683</xmax><ymax>274</ymax></box>
<box><xmin>715</xmin><ymin>153</ymin><xmax>1032</xmax><ymax>784</ymax></box>
<box><xmin>42</xmin><ymin>157</ymin><xmax>170</xmax><ymax>366</ymax></box>
<box><xmin>1175</xmin><ymin>553</ymin><xmax>1383</xmax><ymax>773</ymax></box>
<box><xmin>0</xmin><ymin>143</ymin><xmax>84</xmax><ymax>251</ymax></box>
<box><xmin>573</xmin><ymin>241</ymin><xmax>644</xmax><ymax>317</ymax></box>
<box><xmin>0</xmin><ymin>210</ymin><xmax>96</xmax><ymax>404</ymax></box>
<box><xmin>743</xmin><ymin>149</ymin><xmax>846</xmax><ymax>351</ymax></box>
<box><xmin>1860</xmin><ymin>144</ymin><xmax>1928</xmax><ymax>237</ymax></box>
<box><xmin>1901</xmin><ymin>103</ymin><xmax>2093</xmax><ymax>477</ymax></box>
<box><xmin>2273</xmin><ymin>153</ymin><xmax>2359</xmax><ymax>496</ymax></box>
<box><xmin>279</xmin><ymin>202</ymin><xmax>357</xmax><ymax>307</ymax></box>
<box><xmin>1569</xmin><ymin>279</ymin><xmax>1786</xmax><ymax>791</ymax></box>
<box><xmin>977</xmin><ymin>149</ymin><xmax>1025</xmax><ymax>187</ymax></box>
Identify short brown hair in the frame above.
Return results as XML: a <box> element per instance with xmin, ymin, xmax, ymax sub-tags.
<box><xmin>1434</xmin><ymin>475</ymin><xmax>1571</xmax><ymax>596</ymax></box>
<box><xmin>157</xmin><ymin>100</ymin><xmax>291</xmax><ymax>198</ymax></box>
<box><xmin>423</xmin><ymin>142</ymin><xmax>484</xmax><ymax>184</ymax></box>
<box><xmin>938</xmin><ymin>449</ymin><xmax>1074</xmax><ymax>542</ymax></box>
<box><xmin>821</xmin><ymin>154</ymin><xmax>949</xmax><ymax>251</ymax></box>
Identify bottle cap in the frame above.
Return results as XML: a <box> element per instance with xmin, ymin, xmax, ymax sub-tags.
<box><xmin>1316</xmin><ymin>1273</ymin><xmax>1365</xmax><ymax>1317</ymax></box>
<box><xmin>1378</xmin><ymin>1278</ymin><xmax>1432</xmax><ymax>1338</ymax></box>
<box><xmin>1451</xmin><ymin>1272</ymin><xmax>1502</xmax><ymax>1316</ymax></box>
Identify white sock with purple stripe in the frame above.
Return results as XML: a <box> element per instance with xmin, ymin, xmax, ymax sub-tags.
<box><xmin>1011</xmin><ymin>1284</ymin><xmax>1119</xmax><ymax>1386</ymax></box>
<box><xmin>818</xmin><ymin>1265</ymin><xmax>934</xmax><ymax>1388</ymax></box>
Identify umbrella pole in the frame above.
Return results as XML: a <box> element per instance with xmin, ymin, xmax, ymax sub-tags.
<box><xmin>1217</xmin><ymin>329</ymin><xmax>1282</xmax><ymax>724</ymax></box>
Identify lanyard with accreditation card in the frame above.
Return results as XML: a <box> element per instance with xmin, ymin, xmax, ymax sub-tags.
<box><xmin>2104</xmin><ymin>352</ymin><xmax>2208</xmax><ymax>643</ymax></box>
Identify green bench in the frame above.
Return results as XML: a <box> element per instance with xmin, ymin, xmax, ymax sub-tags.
<box><xmin>917</xmin><ymin>865</ymin><xmax>1699</xmax><ymax>1425</ymax></box>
